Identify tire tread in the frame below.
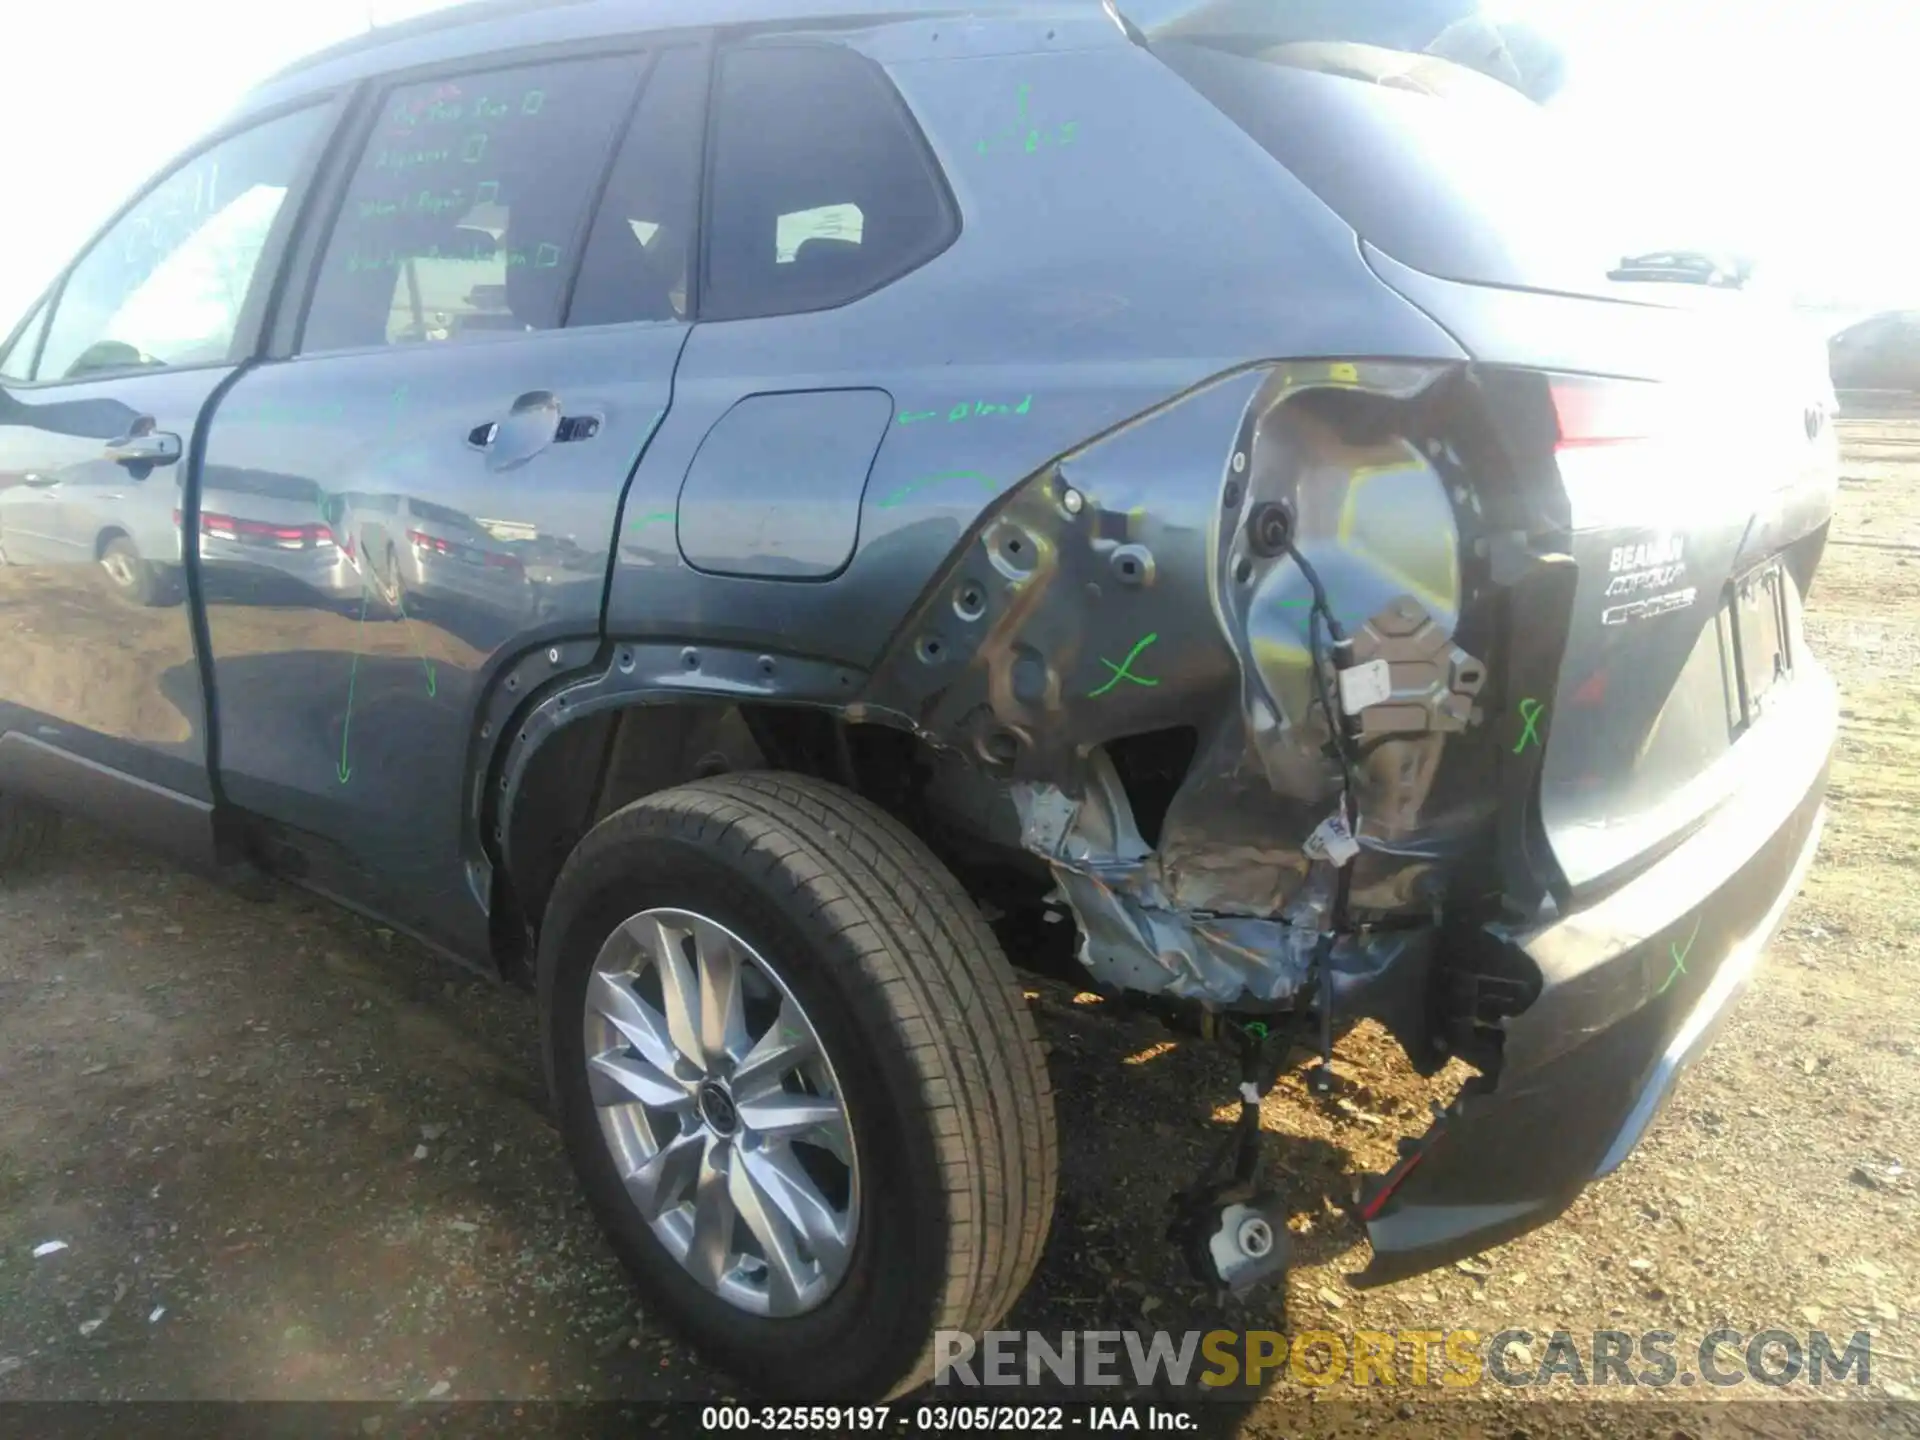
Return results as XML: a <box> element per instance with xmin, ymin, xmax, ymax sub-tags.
<box><xmin>548</xmin><ymin>771</ymin><xmax>1056</xmax><ymax>1397</ymax></box>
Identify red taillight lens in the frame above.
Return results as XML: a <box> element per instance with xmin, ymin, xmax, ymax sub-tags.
<box><xmin>1549</xmin><ymin>376</ymin><xmax>1668</xmax><ymax>450</ymax></box>
<box><xmin>408</xmin><ymin>529</ymin><xmax>455</xmax><ymax>555</ymax></box>
<box><xmin>199</xmin><ymin>513</ymin><xmax>334</xmax><ymax>548</ymax></box>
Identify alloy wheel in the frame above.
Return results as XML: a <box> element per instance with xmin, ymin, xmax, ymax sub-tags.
<box><xmin>582</xmin><ymin>907</ymin><xmax>858</xmax><ymax>1317</ymax></box>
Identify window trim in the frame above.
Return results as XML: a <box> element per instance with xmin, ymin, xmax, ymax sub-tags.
<box><xmin>7</xmin><ymin>92</ymin><xmax>346</xmax><ymax>391</ymax></box>
<box><xmin>695</xmin><ymin>37</ymin><xmax>962</xmax><ymax>324</ymax></box>
<box><xmin>0</xmin><ymin>293</ymin><xmax>52</xmax><ymax>382</ymax></box>
<box><xmin>282</xmin><ymin>39</ymin><xmax>659</xmax><ymax>361</ymax></box>
<box><xmin>561</xmin><ymin>38</ymin><xmax>716</xmax><ymax>330</ymax></box>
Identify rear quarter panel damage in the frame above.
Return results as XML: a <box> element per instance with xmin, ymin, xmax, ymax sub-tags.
<box><xmin>859</xmin><ymin>361</ymin><xmax>1491</xmax><ymax>1012</ymax></box>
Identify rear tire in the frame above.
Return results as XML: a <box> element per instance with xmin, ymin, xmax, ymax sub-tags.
<box><xmin>0</xmin><ymin>793</ymin><xmax>59</xmax><ymax>874</ymax></box>
<box><xmin>537</xmin><ymin>772</ymin><xmax>1057</xmax><ymax>1399</ymax></box>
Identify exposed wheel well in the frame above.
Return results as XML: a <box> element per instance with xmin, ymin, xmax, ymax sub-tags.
<box><xmin>95</xmin><ymin>527</ymin><xmax>131</xmax><ymax>560</ymax></box>
<box><xmin>494</xmin><ymin>702</ymin><xmax>983</xmax><ymax>983</ymax></box>
<box><xmin>491</xmin><ymin>701</ymin><xmax>1203</xmax><ymax>988</ymax></box>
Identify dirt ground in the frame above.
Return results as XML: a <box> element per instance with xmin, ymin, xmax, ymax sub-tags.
<box><xmin>2</xmin><ymin>417</ymin><xmax>1918</xmax><ymax>1436</ymax></box>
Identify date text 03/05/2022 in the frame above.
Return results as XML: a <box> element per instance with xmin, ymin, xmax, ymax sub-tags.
<box><xmin>699</xmin><ymin>1403</ymin><xmax>1198</xmax><ymax>1433</ymax></box>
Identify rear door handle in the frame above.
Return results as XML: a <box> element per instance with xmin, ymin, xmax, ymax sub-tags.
<box><xmin>105</xmin><ymin>428</ymin><xmax>182</xmax><ymax>468</ymax></box>
<box><xmin>465</xmin><ymin>392</ymin><xmax>598</xmax><ymax>471</ymax></box>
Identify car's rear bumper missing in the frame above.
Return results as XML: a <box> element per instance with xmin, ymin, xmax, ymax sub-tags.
<box><xmin>1352</xmin><ymin>666</ymin><xmax>1836</xmax><ymax>1285</ymax></box>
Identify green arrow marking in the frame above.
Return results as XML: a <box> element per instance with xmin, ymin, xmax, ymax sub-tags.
<box><xmin>387</xmin><ymin>581</ymin><xmax>438</xmax><ymax>697</ymax></box>
<box><xmin>339</xmin><ymin>582</ymin><xmax>371</xmax><ymax>785</ymax></box>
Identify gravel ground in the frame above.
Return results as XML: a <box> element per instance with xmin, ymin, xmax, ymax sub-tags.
<box><xmin>2</xmin><ymin>419</ymin><xmax>1918</xmax><ymax>1436</ymax></box>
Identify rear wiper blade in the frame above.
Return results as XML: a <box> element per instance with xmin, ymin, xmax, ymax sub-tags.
<box><xmin>1608</xmin><ymin>250</ymin><xmax>1746</xmax><ymax>287</ymax></box>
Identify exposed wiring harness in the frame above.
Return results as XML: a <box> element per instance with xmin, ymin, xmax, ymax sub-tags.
<box><xmin>1272</xmin><ymin>503</ymin><xmax>1363</xmax><ymax>1094</ymax></box>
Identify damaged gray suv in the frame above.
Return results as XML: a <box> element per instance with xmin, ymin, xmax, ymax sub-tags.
<box><xmin>0</xmin><ymin>0</ymin><xmax>1838</xmax><ymax>1400</ymax></box>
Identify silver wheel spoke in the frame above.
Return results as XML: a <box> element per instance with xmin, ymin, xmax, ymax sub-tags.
<box><xmin>737</xmin><ymin>1091</ymin><xmax>844</xmax><ymax>1143</ymax></box>
<box><xmin>730</xmin><ymin>1150</ymin><xmax>809</xmax><ymax>1312</ymax></box>
<box><xmin>741</xmin><ymin>1144</ymin><xmax>850</xmax><ymax>1274</ymax></box>
<box><xmin>589</xmin><ymin>971</ymin><xmax>682</xmax><ymax>1078</ymax></box>
<box><xmin>588</xmin><ymin>1050</ymin><xmax>693</xmax><ymax>1111</ymax></box>
<box><xmin>686</xmin><ymin>1138</ymin><xmax>736</xmax><ymax>1291</ymax></box>
<box><xmin>633</xmin><ymin>915</ymin><xmax>706</xmax><ymax>1072</ymax></box>
<box><xmin>690</xmin><ymin>917</ymin><xmax>749</xmax><ymax>1067</ymax></box>
<box><xmin>731</xmin><ymin>999</ymin><xmax>817</xmax><ymax>1099</ymax></box>
<box><xmin>583</xmin><ymin>906</ymin><xmax>858</xmax><ymax>1318</ymax></box>
<box><xmin>623</xmin><ymin>1129</ymin><xmax>703</xmax><ymax>1221</ymax></box>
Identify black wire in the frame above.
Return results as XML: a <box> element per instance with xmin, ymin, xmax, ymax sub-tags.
<box><xmin>1288</xmin><ymin>539</ymin><xmax>1361</xmax><ymax>817</ymax></box>
<box><xmin>1286</xmin><ymin>534</ymin><xmax>1360</xmax><ymax>1079</ymax></box>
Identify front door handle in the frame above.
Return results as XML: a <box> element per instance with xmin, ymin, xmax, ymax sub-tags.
<box><xmin>105</xmin><ymin>425</ymin><xmax>182</xmax><ymax>468</ymax></box>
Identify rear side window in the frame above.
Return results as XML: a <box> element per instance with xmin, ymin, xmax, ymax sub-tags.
<box><xmin>301</xmin><ymin>56</ymin><xmax>640</xmax><ymax>353</ymax></box>
<box><xmin>702</xmin><ymin>44</ymin><xmax>954</xmax><ymax>322</ymax></box>
<box><xmin>1157</xmin><ymin>25</ymin><xmax>1669</xmax><ymax>300</ymax></box>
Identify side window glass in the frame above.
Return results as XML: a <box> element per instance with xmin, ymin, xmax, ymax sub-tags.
<box><xmin>0</xmin><ymin>299</ymin><xmax>50</xmax><ymax>381</ymax></box>
<box><xmin>301</xmin><ymin>57</ymin><xmax>640</xmax><ymax>354</ymax></box>
<box><xmin>35</xmin><ymin>107</ymin><xmax>326</xmax><ymax>383</ymax></box>
<box><xmin>568</xmin><ymin>48</ymin><xmax>707</xmax><ymax>328</ymax></box>
<box><xmin>704</xmin><ymin>44</ymin><xmax>955</xmax><ymax>322</ymax></box>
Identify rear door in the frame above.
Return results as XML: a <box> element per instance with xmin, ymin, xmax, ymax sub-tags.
<box><xmin>0</xmin><ymin>104</ymin><xmax>333</xmax><ymax>807</ymax></box>
<box><xmin>203</xmin><ymin>43</ymin><xmax>705</xmax><ymax>955</ymax></box>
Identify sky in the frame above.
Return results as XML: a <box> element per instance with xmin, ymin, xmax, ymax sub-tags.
<box><xmin>0</xmin><ymin>0</ymin><xmax>1910</xmax><ymax>333</ymax></box>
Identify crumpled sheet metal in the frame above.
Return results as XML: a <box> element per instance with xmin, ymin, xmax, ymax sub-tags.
<box><xmin>1013</xmin><ymin>749</ymin><xmax>1327</xmax><ymax>1003</ymax></box>
<box><xmin>1015</xmin><ymin>750</ymin><xmax>1436</xmax><ymax>1007</ymax></box>
<box><xmin>861</xmin><ymin>361</ymin><xmax>1481</xmax><ymax>1007</ymax></box>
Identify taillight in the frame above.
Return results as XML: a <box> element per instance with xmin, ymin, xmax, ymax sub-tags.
<box><xmin>408</xmin><ymin>529</ymin><xmax>455</xmax><ymax>555</ymax></box>
<box><xmin>483</xmin><ymin>551</ymin><xmax>523</xmax><ymax>571</ymax></box>
<box><xmin>1548</xmin><ymin>376</ymin><xmax>1670</xmax><ymax>450</ymax></box>
<box><xmin>199</xmin><ymin>513</ymin><xmax>334</xmax><ymax>548</ymax></box>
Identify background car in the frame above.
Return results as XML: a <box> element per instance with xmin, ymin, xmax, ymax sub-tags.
<box><xmin>1828</xmin><ymin>309</ymin><xmax>1920</xmax><ymax>392</ymax></box>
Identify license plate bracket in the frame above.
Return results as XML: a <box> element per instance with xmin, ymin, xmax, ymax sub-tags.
<box><xmin>1730</xmin><ymin>559</ymin><xmax>1791</xmax><ymax>726</ymax></box>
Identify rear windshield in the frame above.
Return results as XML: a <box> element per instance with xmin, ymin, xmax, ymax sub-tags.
<box><xmin>1148</xmin><ymin>3</ymin><xmax>1674</xmax><ymax>299</ymax></box>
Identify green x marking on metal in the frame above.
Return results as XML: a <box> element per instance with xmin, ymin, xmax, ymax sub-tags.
<box><xmin>1513</xmin><ymin>697</ymin><xmax>1546</xmax><ymax>754</ymax></box>
<box><xmin>1656</xmin><ymin>915</ymin><xmax>1701</xmax><ymax>997</ymax></box>
<box><xmin>1088</xmin><ymin>632</ymin><xmax>1160</xmax><ymax>698</ymax></box>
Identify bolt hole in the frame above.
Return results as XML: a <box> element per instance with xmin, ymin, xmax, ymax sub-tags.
<box><xmin>1248</xmin><ymin>502</ymin><xmax>1292</xmax><ymax>557</ymax></box>
<box><xmin>1235</xmin><ymin>556</ymin><xmax>1254</xmax><ymax>585</ymax></box>
<box><xmin>1008</xmin><ymin>538</ymin><xmax>1023</xmax><ymax>555</ymax></box>
<box><xmin>1119</xmin><ymin>558</ymin><xmax>1138</xmax><ymax>578</ymax></box>
<box><xmin>759</xmin><ymin>656</ymin><xmax>776</xmax><ymax>675</ymax></box>
<box><xmin>1460</xmin><ymin>668</ymin><xmax>1481</xmax><ymax>685</ymax></box>
<box><xmin>506</xmin><ymin>676</ymin><xmax>519</xmax><ymax>691</ymax></box>
<box><xmin>1224</xmin><ymin>480</ymin><xmax>1242</xmax><ymax>509</ymax></box>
